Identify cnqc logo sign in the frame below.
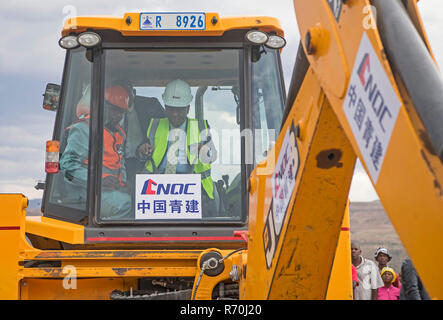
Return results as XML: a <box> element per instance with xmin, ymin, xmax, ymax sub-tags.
<box><xmin>141</xmin><ymin>179</ymin><xmax>197</xmax><ymax>195</ymax></box>
<box><xmin>135</xmin><ymin>174</ymin><xmax>202</xmax><ymax>220</ymax></box>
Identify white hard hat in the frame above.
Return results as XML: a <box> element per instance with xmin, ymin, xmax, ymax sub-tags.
<box><xmin>162</xmin><ymin>79</ymin><xmax>193</xmax><ymax>108</ymax></box>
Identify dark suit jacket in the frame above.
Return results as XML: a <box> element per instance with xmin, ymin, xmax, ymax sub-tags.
<box><xmin>399</xmin><ymin>258</ymin><xmax>430</xmax><ymax>300</ymax></box>
<box><xmin>133</xmin><ymin>95</ymin><xmax>165</xmax><ymax>136</ymax></box>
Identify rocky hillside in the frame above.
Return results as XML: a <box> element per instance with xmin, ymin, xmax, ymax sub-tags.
<box><xmin>26</xmin><ymin>199</ymin><xmax>43</xmax><ymax>216</ymax></box>
<box><xmin>350</xmin><ymin>201</ymin><xmax>407</xmax><ymax>274</ymax></box>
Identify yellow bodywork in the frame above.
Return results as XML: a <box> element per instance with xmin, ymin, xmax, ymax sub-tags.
<box><xmin>0</xmin><ymin>14</ymin><xmax>283</xmax><ymax>300</ymax></box>
<box><xmin>0</xmin><ymin>194</ymin><xmax>244</xmax><ymax>299</ymax></box>
<box><xmin>62</xmin><ymin>13</ymin><xmax>284</xmax><ymax>37</ymax></box>
<box><xmin>0</xmin><ymin>192</ymin><xmax>350</xmax><ymax>300</ymax></box>
<box><xmin>0</xmin><ymin>194</ymin><xmax>28</xmax><ymax>299</ymax></box>
<box><xmin>241</xmin><ymin>0</ymin><xmax>443</xmax><ymax>300</ymax></box>
<box><xmin>326</xmin><ymin>204</ymin><xmax>352</xmax><ymax>300</ymax></box>
<box><xmin>0</xmin><ymin>10</ymin><xmax>360</xmax><ymax>301</ymax></box>
<box><xmin>243</xmin><ymin>67</ymin><xmax>355</xmax><ymax>299</ymax></box>
<box><xmin>26</xmin><ymin>216</ymin><xmax>84</xmax><ymax>244</ymax></box>
<box><xmin>6</xmin><ymin>0</ymin><xmax>442</xmax><ymax>300</ymax></box>
<box><xmin>292</xmin><ymin>0</ymin><xmax>443</xmax><ymax>299</ymax></box>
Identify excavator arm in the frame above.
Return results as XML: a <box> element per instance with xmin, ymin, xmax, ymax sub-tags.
<box><xmin>243</xmin><ymin>0</ymin><xmax>443</xmax><ymax>299</ymax></box>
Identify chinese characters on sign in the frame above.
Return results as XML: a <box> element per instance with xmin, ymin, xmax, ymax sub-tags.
<box><xmin>343</xmin><ymin>33</ymin><xmax>401</xmax><ymax>183</ymax></box>
<box><xmin>271</xmin><ymin>126</ymin><xmax>299</xmax><ymax>236</ymax></box>
<box><xmin>135</xmin><ymin>174</ymin><xmax>202</xmax><ymax>220</ymax></box>
<box><xmin>264</xmin><ymin>124</ymin><xmax>300</xmax><ymax>269</ymax></box>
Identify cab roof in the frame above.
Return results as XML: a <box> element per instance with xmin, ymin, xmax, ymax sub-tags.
<box><xmin>61</xmin><ymin>12</ymin><xmax>284</xmax><ymax>37</ymax></box>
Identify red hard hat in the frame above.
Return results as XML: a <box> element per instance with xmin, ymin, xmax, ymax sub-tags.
<box><xmin>105</xmin><ymin>86</ymin><xmax>129</xmax><ymax>110</ymax></box>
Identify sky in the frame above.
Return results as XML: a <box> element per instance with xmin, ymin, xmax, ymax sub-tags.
<box><xmin>0</xmin><ymin>0</ymin><xmax>442</xmax><ymax>202</ymax></box>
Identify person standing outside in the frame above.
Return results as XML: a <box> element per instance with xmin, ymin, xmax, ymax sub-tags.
<box><xmin>378</xmin><ymin>267</ymin><xmax>401</xmax><ymax>300</ymax></box>
<box><xmin>352</xmin><ymin>264</ymin><xmax>359</xmax><ymax>299</ymax></box>
<box><xmin>399</xmin><ymin>258</ymin><xmax>431</xmax><ymax>300</ymax></box>
<box><xmin>351</xmin><ymin>241</ymin><xmax>384</xmax><ymax>300</ymax></box>
<box><xmin>374</xmin><ymin>246</ymin><xmax>400</xmax><ymax>288</ymax></box>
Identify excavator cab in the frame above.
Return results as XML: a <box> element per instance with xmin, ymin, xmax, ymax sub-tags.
<box><xmin>41</xmin><ymin>13</ymin><xmax>286</xmax><ymax>247</ymax></box>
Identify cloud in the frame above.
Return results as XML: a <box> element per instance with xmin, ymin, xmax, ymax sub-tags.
<box><xmin>0</xmin><ymin>121</ymin><xmax>52</xmax><ymax>149</ymax></box>
<box><xmin>0</xmin><ymin>113</ymin><xmax>54</xmax><ymax>200</ymax></box>
<box><xmin>349</xmin><ymin>160</ymin><xmax>379</xmax><ymax>202</ymax></box>
<box><xmin>0</xmin><ymin>178</ymin><xmax>44</xmax><ymax>200</ymax></box>
<box><xmin>418</xmin><ymin>1</ymin><xmax>443</xmax><ymax>71</ymax></box>
<box><xmin>0</xmin><ymin>0</ymin><xmax>299</xmax><ymax>78</ymax></box>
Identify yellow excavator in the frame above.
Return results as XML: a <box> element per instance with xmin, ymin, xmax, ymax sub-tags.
<box><xmin>1</xmin><ymin>0</ymin><xmax>442</xmax><ymax>300</ymax></box>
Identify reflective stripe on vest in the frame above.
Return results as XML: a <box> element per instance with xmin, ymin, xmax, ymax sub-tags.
<box><xmin>145</xmin><ymin>118</ymin><xmax>214</xmax><ymax>199</ymax></box>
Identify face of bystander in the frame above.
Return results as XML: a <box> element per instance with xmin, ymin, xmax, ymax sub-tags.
<box><xmin>376</xmin><ymin>252</ymin><xmax>390</xmax><ymax>268</ymax></box>
<box><xmin>381</xmin><ymin>271</ymin><xmax>394</xmax><ymax>286</ymax></box>
<box><xmin>351</xmin><ymin>242</ymin><xmax>361</xmax><ymax>261</ymax></box>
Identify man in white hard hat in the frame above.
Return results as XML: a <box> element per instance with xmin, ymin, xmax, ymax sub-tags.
<box><xmin>137</xmin><ymin>79</ymin><xmax>217</xmax><ymax>210</ymax></box>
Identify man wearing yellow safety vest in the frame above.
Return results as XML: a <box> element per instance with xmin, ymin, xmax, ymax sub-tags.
<box><xmin>137</xmin><ymin>79</ymin><xmax>218</xmax><ymax>214</ymax></box>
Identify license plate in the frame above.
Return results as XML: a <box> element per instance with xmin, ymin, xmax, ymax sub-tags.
<box><xmin>140</xmin><ymin>12</ymin><xmax>206</xmax><ymax>30</ymax></box>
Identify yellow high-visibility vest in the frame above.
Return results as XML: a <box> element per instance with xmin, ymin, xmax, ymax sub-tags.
<box><xmin>145</xmin><ymin>118</ymin><xmax>214</xmax><ymax>199</ymax></box>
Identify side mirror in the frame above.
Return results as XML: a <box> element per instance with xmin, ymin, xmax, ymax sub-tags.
<box><xmin>251</xmin><ymin>45</ymin><xmax>265</xmax><ymax>63</ymax></box>
<box><xmin>43</xmin><ymin>83</ymin><xmax>61</xmax><ymax>111</ymax></box>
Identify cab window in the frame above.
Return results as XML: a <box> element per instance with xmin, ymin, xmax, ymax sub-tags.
<box><xmin>252</xmin><ymin>48</ymin><xmax>285</xmax><ymax>164</ymax></box>
<box><xmin>47</xmin><ymin>48</ymin><xmax>92</xmax><ymax>216</ymax></box>
<box><xmin>97</xmin><ymin>48</ymin><xmax>243</xmax><ymax>222</ymax></box>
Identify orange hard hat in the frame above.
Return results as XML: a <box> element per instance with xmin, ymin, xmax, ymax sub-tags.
<box><xmin>105</xmin><ymin>85</ymin><xmax>129</xmax><ymax>110</ymax></box>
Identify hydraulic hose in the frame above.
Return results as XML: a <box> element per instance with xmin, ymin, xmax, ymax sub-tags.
<box><xmin>281</xmin><ymin>42</ymin><xmax>310</xmax><ymax>129</ymax></box>
<box><xmin>373</xmin><ymin>0</ymin><xmax>443</xmax><ymax>163</ymax></box>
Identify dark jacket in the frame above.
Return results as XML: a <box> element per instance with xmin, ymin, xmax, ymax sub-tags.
<box><xmin>399</xmin><ymin>258</ymin><xmax>430</xmax><ymax>300</ymax></box>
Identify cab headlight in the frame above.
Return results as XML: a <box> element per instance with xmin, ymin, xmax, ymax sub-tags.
<box><xmin>245</xmin><ymin>30</ymin><xmax>269</xmax><ymax>45</ymax></box>
<box><xmin>58</xmin><ymin>35</ymin><xmax>79</xmax><ymax>49</ymax></box>
<box><xmin>265</xmin><ymin>34</ymin><xmax>287</xmax><ymax>49</ymax></box>
<box><xmin>77</xmin><ymin>32</ymin><xmax>102</xmax><ymax>48</ymax></box>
